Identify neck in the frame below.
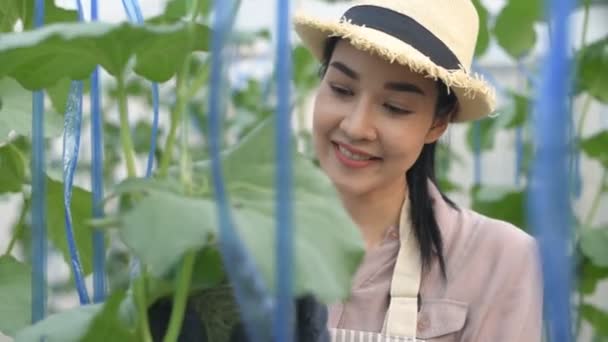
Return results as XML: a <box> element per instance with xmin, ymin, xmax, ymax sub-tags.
<box><xmin>338</xmin><ymin>178</ymin><xmax>407</xmax><ymax>250</ymax></box>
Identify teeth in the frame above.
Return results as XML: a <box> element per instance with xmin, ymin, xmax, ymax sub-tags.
<box><xmin>338</xmin><ymin>145</ymin><xmax>372</xmax><ymax>161</ymax></box>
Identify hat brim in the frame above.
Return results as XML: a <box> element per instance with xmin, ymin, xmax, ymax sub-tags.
<box><xmin>293</xmin><ymin>13</ymin><xmax>496</xmax><ymax>122</ymax></box>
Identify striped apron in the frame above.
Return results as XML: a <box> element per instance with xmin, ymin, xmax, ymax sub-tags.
<box><xmin>330</xmin><ymin>199</ymin><xmax>425</xmax><ymax>342</ymax></box>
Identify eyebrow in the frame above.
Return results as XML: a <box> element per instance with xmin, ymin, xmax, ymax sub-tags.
<box><xmin>329</xmin><ymin>61</ymin><xmax>425</xmax><ymax>96</ymax></box>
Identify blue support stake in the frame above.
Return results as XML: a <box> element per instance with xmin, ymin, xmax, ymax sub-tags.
<box><xmin>274</xmin><ymin>0</ymin><xmax>294</xmax><ymax>341</ymax></box>
<box><xmin>208</xmin><ymin>1</ymin><xmax>273</xmax><ymax>341</ymax></box>
<box><xmin>528</xmin><ymin>0</ymin><xmax>575</xmax><ymax>340</ymax></box>
<box><xmin>31</xmin><ymin>0</ymin><xmax>47</xmax><ymax>324</ymax></box>
<box><xmin>90</xmin><ymin>0</ymin><xmax>107</xmax><ymax>303</ymax></box>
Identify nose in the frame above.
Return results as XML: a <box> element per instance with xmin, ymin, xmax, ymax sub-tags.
<box><xmin>339</xmin><ymin>96</ymin><xmax>377</xmax><ymax>141</ymax></box>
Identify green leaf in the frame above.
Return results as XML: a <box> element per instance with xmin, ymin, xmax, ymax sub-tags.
<box><xmin>581</xmin><ymin>304</ymin><xmax>608</xmax><ymax>337</ymax></box>
<box><xmin>46</xmin><ymin>176</ymin><xmax>95</xmax><ymax>275</ymax></box>
<box><xmin>0</xmin><ymin>21</ymin><xmax>210</xmax><ymax>90</ymax></box>
<box><xmin>119</xmin><ymin>189</ymin><xmax>216</xmax><ymax>277</ymax></box>
<box><xmin>0</xmin><ymin>0</ymin><xmax>78</xmax><ymax>33</ymax></box>
<box><xmin>580</xmin><ymin>131</ymin><xmax>608</xmax><ymax>168</ymax></box>
<box><xmin>465</xmin><ymin>117</ymin><xmax>497</xmax><ymax>151</ymax></box>
<box><xmin>0</xmin><ymin>143</ymin><xmax>26</xmax><ymax>193</ymax></box>
<box><xmin>80</xmin><ymin>291</ymin><xmax>136</xmax><ymax>342</ymax></box>
<box><xmin>0</xmin><ymin>256</ymin><xmax>31</xmax><ymax>336</ymax></box>
<box><xmin>472</xmin><ymin>0</ymin><xmax>490</xmax><ymax>57</ymax></box>
<box><xmin>578</xmin><ymin>38</ymin><xmax>608</xmax><ymax>103</ymax></box>
<box><xmin>14</xmin><ymin>292</ymin><xmax>137</xmax><ymax>342</ymax></box>
<box><xmin>580</xmin><ymin>227</ymin><xmax>608</xmax><ymax>267</ymax></box>
<box><xmin>124</xmin><ymin>118</ymin><xmax>365</xmax><ymax>303</ymax></box>
<box><xmin>0</xmin><ymin>78</ymin><xmax>63</xmax><ymax>144</ymax></box>
<box><xmin>0</xmin><ymin>0</ymin><xmax>21</xmax><ymax>32</ymax></box>
<box><xmin>492</xmin><ymin>2</ymin><xmax>538</xmax><ymax>58</ymax></box>
<box><xmin>579</xmin><ymin>255</ymin><xmax>608</xmax><ymax>295</ymax></box>
<box><xmin>293</xmin><ymin>45</ymin><xmax>319</xmax><ymax>94</ymax></box>
<box><xmin>471</xmin><ymin>185</ymin><xmax>526</xmax><ymax>230</ymax></box>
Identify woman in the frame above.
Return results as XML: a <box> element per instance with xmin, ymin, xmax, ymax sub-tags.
<box><xmin>293</xmin><ymin>0</ymin><xmax>543</xmax><ymax>341</ymax></box>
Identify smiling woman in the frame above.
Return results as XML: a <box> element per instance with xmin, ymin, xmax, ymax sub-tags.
<box><xmin>294</xmin><ymin>1</ymin><xmax>543</xmax><ymax>341</ymax></box>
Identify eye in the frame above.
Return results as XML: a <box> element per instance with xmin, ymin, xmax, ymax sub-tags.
<box><xmin>384</xmin><ymin>103</ymin><xmax>412</xmax><ymax>115</ymax></box>
<box><xmin>329</xmin><ymin>83</ymin><xmax>354</xmax><ymax>97</ymax></box>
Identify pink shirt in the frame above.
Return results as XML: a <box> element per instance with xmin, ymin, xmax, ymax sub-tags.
<box><xmin>328</xmin><ymin>183</ymin><xmax>543</xmax><ymax>341</ymax></box>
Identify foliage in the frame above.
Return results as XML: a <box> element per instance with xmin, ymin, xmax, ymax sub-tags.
<box><xmin>0</xmin><ymin>0</ymin><xmax>362</xmax><ymax>340</ymax></box>
<box><xmin>0</xmin><ymin>0</ymin><xmax>607</xmax><ymax>340</ymax></box>
<box><xmin>469</xmin><ymin>0</ymin><xmax>608</xmax><ymax>339</ymax></box>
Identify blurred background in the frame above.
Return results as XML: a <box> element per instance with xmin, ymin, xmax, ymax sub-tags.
<box><xmin>0</xmin><ymin>0</ymin><xmax>607</xmax><ymax>340</ymax></box>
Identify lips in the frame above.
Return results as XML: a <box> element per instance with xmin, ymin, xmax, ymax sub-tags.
<box><xmin>332</xmin><ymin>142</ymin><xmax>381</xmax><ymax>168</ymax></box>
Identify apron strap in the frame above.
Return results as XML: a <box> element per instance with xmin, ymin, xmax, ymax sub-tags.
<box><xmin>382</xmin><ymin>197</ymin><xmax>422</xmax><ymax>338</ymax></box>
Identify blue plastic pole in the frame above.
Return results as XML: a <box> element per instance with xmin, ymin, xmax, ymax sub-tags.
<box><xmin>31</xmin><ymin>0</ymin><xmax>47</xmax><ymax>324</ymax></box>
<box><xmin>90</xmin><ymin>0</ymin><xmax>107</xmax><ymax>303</ymax></box>
<box><xmin>208</xmin><ymin>1</ymin><xmax>273</xmax><ymax>340</ymax></box>
<box><xmin>528</xmin><ymin>0</ymin><xmax>575</xmax><ymax>340</ymax></box>
<box><xmin>274</xmin><ymin>0</ymin><xmax>294</xmax><ymax>340</ymax></box>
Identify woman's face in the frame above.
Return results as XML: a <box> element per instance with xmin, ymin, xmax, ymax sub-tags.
<box><xmin>313</xmin><ymin>41</ymin><xmax>448</xmax><ymax>197</ymax></box>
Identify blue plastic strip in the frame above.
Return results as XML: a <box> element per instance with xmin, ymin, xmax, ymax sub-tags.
<box><xmin>121</xmin><ymin>0</ymin><xmax>144</xmax><ymax>23</ymax></box>
<box><xmin>31</xmin><ymin>0</ymin><xmax>47</xmax><ymax>324</ymax></box>
<box><xmin>274</xmin><ymin>0</ymin><xmax>294</xmax><ymax>341</ymax></box>
<box><xmin>473</xmin><ymin>121</ymin><xmax>481</xmax><ymax>185</ymax></box>
<box><xmin>90</xmin><ymin>0</ymin><xmax>107</xmax><ymax>303</ymax></box>
<box><xmin>62</xmin><ymin>81</ymin><xmax>90</xmax><ymax>304</ymax></box>
<box><xmin>208</xmin><ymin>1</ymin><xmax>273</xmax><ymax>341</ymax></box>
<box><xmin>528</xmin><ymin>0</ymin><xmax>574</xmax><ymax>340</ymax></box>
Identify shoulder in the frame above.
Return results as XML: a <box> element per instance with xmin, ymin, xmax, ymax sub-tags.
<box><xmin>441</xmin><ymin>203</ymin><xmax>538</xmax><ymax>274</ymax></box>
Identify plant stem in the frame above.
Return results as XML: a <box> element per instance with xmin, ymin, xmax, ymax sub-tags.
<box><xmin>576</xmin><ymin>95</ymin><xmax>593</xmax><ymax>139</ymax></box>
<box><xmin>583</xmin><ymin>169</ymin><xmax>608</xmax><ymax>228</ymax></box>
<box><xmin>117</xmin><ymin>75</ymin><xmax>138</xmax><ymax>178</ymax></box>
<box><xmin>159</xmin><ymin>74</ymin><xmax>188</xmax><ymax>178</ymax></box>
<box><xmin>135</xmin><ymin>273</ymin><xmax>153</xmax><ymax>342</ymax></box>
<box><xmin>117</xmin><ymin>73</ymin><xmax>152</xmax><ymax>341</ymax></box>
<box><xmin>3</xmin><ymin>195</ymin><xmax>28</xmax><ymax>257</ymax></box>
<box><xmin>162</xmin><ymin>250</ymin><xmax>196</xmax><ymax>342</ymax></box>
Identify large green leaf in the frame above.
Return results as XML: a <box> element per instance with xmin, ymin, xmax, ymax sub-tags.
<box><xmin>0</xmin><ymin>78</ymin><xmax>63</xmax><ymax>144</ymax></box>
<box><xmin>80</xmin><ymin>292</ymin><xmax>136</xmax><ymax>342</ymax></box>
<box><xmin>0</xmin><ymin>21</ymin><xmax>210</xmax><ymax>90</ymax></box>
<box><xmin>580</xmin><ymin>131</ymin><xmax>608</xmax><ymax>168</ymax></box>
<box><xmin>492</xmin><ymin>0</ymin><xmax>542</xmax><ymax>58</ymax></box>
<box><xmin>0</xmin><ymin>256</ymin><xmax>31</xmax><ymax>336</ymax></box>
<box><xmin>471</xmin><ymin>185</ymin><xmax>526</xmax><ymax>230</ymax></box>
<box><xmin>0</xmin><ymin>0</ymin><xmax>78</xmax><ymax>33</ymax></box>
<box><xmin>580</xmin><ymin>227</ymin><xmax>608</xmax><ymax>267</ymax></box>
<box><xmin>119</xmin><ymin>189</ymin><xmax>216</xmax><ymax>277</ymax></box>
<box><xmin>120</xmin><ymin>118</ymin><xmax>365</xmax><ymax>303</ymax></box>
<box><xmin>581</xmin><ymin>304</ymin><xmax>608</xmax><ymax>337</ymax></box>
<box><xmin>578</xmin><ymin>38</ymin><xmax>608</xmax><ymax>103</ymax></box>
<box><xmin>14</xmin><ymin>293</ymin><xmax>137</xmax><ymax>342</ymax></box>
<box><xmin>0</xmin><ymin>142</ymin><xmax>26</xmax><ymax>193</ymax></box>
<box><xmin>46</xmin><ymin>176</ymin><xmax>95</xmax><ymax>275</ymax></box>
<box><xmin>472</xmin><ymin>0</ymin><xmax>490</xmax><ymax>57</ymax></box>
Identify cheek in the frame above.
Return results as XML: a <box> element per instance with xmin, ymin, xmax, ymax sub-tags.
<box><xmin>312</xmin><ymin>90</ymin><xmax>338</xmax><ymax>138</ymax></box>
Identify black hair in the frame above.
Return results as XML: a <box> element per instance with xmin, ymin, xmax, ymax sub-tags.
<box><xmin>319</xmin><ymin>37</ymin><xmax>458</xmax><ymax>279</ymax></box>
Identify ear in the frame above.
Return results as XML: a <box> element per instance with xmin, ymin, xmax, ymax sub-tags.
<box><xmin>424</xmin><ymin>116</ymin><xmax>449</xmax><ymax>144</ymax></box>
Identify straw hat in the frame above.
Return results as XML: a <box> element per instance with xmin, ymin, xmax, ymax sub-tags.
<box><xmin>293</xmin><ymin>0</ymin><xmax>496</xmax><ymax>122</ymax></box>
